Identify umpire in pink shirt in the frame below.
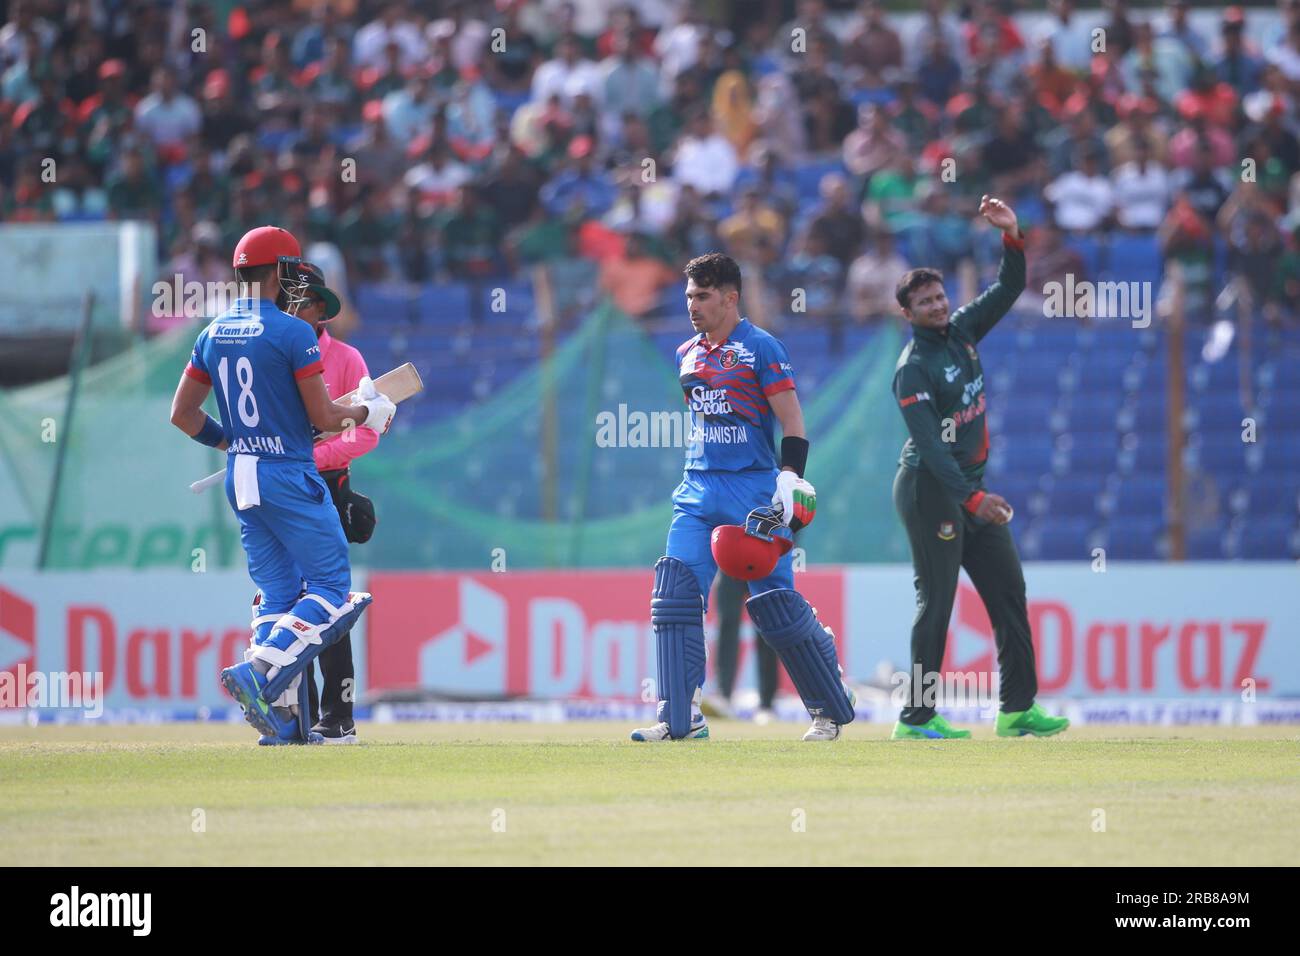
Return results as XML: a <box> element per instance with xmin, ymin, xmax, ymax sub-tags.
<box><xmin>293</xmin><ymin>261</ymin><xmax>377</xmax><ymax>744</ymax></box>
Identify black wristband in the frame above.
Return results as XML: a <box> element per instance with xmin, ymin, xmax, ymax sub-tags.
<box><xmin>781</xmin><ymin>437</ymin><xmax>809</xmax><ymax>477</ymax></box>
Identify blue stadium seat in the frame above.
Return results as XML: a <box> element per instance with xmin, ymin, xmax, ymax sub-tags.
<box><xmin>1101</xmin><ymin>516</ymin><xmax>1164</xmax><ymax>559</ymax></box>
<box><xmin>1187</xmin><ymin>522</ymin><xmax>1228</xmax><ymax>559</ymax></box>
<box><xmin>1191</xmin><ymin>436</ymin><xmax>1250</xmax><ymax>476</ymax></box>
<box><xmin>1002</xmin><ymin>436</ymin><xmax>1055</xmax><ymax>475</ymax></box>
<box><xmin>1063</xmin><ymin>433</ymin><xmax>1119</xmax><ymax>474</ymax></box>
<box><xmin>1112</xmin><ymin>474</ymin><xmax>1166</xmax><ymax>517</ymax></box>
<box><xmin>1102</xmin><ymin>233</ymin><xmax>1162</xmax><ymax>287</ymax></box>
<box><xmin>1057</xmin><ymin>393</ymin><xmax>1122</xmax><ymax>432</ymax></box>
<box><xmin>1240</xmin><ymin>474</ymin><xmax>1300</xmax><ymax>517</ymax></box>
<box><xmin>1064</xmin><ymin>235</ymin><xmax>1104</xmax><ymax>280</ymax></box>
<box><xmin>1259</xmin><ymin>441</ymin><xmax>1300</xmax><ymax>472</ymax></box>
<box><xmin>1043</xmin><ymin>474</ymin><xmax>1106</xmax><ymax>518</ymax></box>
<box><xmin>1033</xmin><ymin>518</ymin><xmax>1095</xmax><ymax>560</ymax></box>
<box><xmin>1237</xmin><ymin>518</ymin><xmax>1296</xmax><ymax>559</ymax></box>
<box><xmin>997</xmin><ymin>398</ymin><xmax>1055</xmax><ymax>434</ymax></box>
<box><xmin>417</xmin><ymin>283</ymin><xmax>473</xmax><ymax>323</ymax></box>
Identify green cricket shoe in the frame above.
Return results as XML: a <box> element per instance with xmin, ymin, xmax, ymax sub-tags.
<box><xmin>890</xmin><ymin>713</ymin><xmax>971</xmax><ymax>740</ymax></box>
<box><xmin>996</xmin><ymin>702</ymin><xmax>1070</xmax><ymax>737</ymax></box>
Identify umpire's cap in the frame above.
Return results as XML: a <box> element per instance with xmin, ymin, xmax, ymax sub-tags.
<box><xmin>295</xmin><ymin>261</ymin><xmax>342</xmax><ymax>319</ymax></box>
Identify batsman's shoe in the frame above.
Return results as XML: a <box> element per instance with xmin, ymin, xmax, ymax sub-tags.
<box><xmin>996</xmin><ymin>702</ymin><xmax>1070</xmax><ymax>737</ymax></box>
<box><xmin>802</xmin><ymin>686</ymin><xmax>856</xmax><ymax>741</ymax></box>
<box><xmin>258</xmin><ymin>731</ymin><xmax>325</xmax><ymax>746</ymax></box>
<box><xmin>891</xmin><ymin>713</ymin><xmax>971</xmax><ymax>740</ymax></box>
<box><xmin>311</xmin><ymin>720</ymin><xmax>358</xmax><ymax>745</ymax></box>
<box><xmin>220</xmin><ymin>661</ymin><xmax>296</xmax><ymax>739</ymax></box>
<box><xmin>630</xmin><ymin>717</ymin><xmax>709</xmax><ymax>741</ymax></box>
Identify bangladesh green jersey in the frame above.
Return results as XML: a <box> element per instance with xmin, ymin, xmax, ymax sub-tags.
<box><xmin>892</xmin><ymin>233</ymin><xmax>1026</xmax><ymax>511</ymax></box>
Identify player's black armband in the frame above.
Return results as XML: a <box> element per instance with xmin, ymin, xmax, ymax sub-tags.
<box><xmin>781</xmin><ymin>437</ymin><xmax>809</xmax><ymax>477</ymax></box>
<box><xmin>192</xmin><ymin>414</ymin><xmax>224</xmax><ymax>448</ymax></box>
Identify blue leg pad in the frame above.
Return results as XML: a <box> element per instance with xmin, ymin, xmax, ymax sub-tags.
<box><xmin>260</xmin><ymin>593</ymin><xmax>372</xmax><ymax>703</ymax></box>
<box><xmin>746</xmin><ymin>588</ymin><xmax>855</xmax><ymax>725</ymax></box>
<box><xmin>651</xmin><ymin>557</ymin><xmax>706</xmax><ymax>740</ymax></box>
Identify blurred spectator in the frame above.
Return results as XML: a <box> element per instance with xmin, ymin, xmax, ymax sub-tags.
<box><xmin>12</xmin><ymin>69</ymin><xmax>72</xmax><ymax>161</ymax></box>
<box><xmin>781</xmin><ymin>231</ymin><xmax>844</xmax><ymax>320</ymax></box>
<box><xmin>1168</xmin><ymin>116</ymin><xmax>1235</xmax><ymax>169</ymax></box>
<box><xmin>1025</xmin><ymin>222</ymin><xmax>1087</xmax><ymax>298</ymax></box>
<box><xmin>304</xmin><ymin>36</ymin><xmax>361</xmax><ymax>114</ymax></box>
<box><xmin>1170</xmin><ymin>146</ymin><xmax>1233</xmax><ymax>223</ymax></box>
<box><xmin>481</xmin><ymin>144</ymin><xmax>543</xmax><ymax>231</ymax></box>
<box><xmin>106</xmin><ymin>147</ymin><xmax>162</xmax><ymax>221</ymax></box>
<box><xmin>1174</xmin><ymin>66</ymin><xmax>1237</xmax><ymax>130</ymax></box>
<box><xmin>347</xmin><ymin>100</ymin><xmax>408</xmax><ymax>188</ymax></box>
<box><xmin>1158</xmin><ymin>192</ymin><xmax>1214</xmax><ymax>315</ymax></box>
<box><xmin>751</xmin><ymin>72</ymin><xmax>807</xmax><ymax>163</ymax></box>
<box><xmin>915</xmin><ymin>35</ymin><xmax>967</xmax><ymax>109</ymax></box>
<box><xmin>1112</xmin><ymin>138</ymin><xmax>1171</xmax><ymax>230</ymax></box>
<box><xmin>664</xmin><ymin>183</ymin><xmax>720</xmax><ymax>260</ymax></box>
<box><xmin>0</xmin><ymin>0</ymin><xmax>55</xmax><ymax>68</ymax></box>
<box><xmin>1213</xmin><ymin>7</ymin><xmax>1264</xmax><ymax>96</ymax></box>
<box><xmin>540</xmin><ymin>135</ymin><xmax>615</xmax><ymax>217</ymax></box>
<box><xmin>1264</xmin><ymin>18</ymin><xmax>1300</xmax><ymax>83</ymax></box>
<box><xmin>338</xmin><ymin>185</ymin><xmax>398</xmax><ymax>280</ymax></box>
<box><xmin>1036</xmin><ymin>0</ymin><xmax>1094</xmax><ymax>74</ymax></box>
<box><xmin>353</xmin><ymin>2</ymin><xmax>427</xmax><ymax>71</ymax></box>
<box><xmin>1044</xmin><ymin>146</ymin><xmax>1114</xmax><ymax>233</ymax></box>
<box><xmin>845</xmin><ymin>1</ymin><xmax>903</xmax><ymax>88</ymax></box>
<box><xmin>710</xmin><ymin>56</ymin><xmax>755</xmax><ymax>158</ymax></box>
<box><xmin>671</xmin><ymin>111</ymin><xmax>738</xmax><ymax>199</ymax></box>
<box><xmin>906</xmin><ymin>0</ymin><xmax>966</xmax><ymax>75</ymax></box>
<box><xmin>905</xmin><ymin>182</ymin><xmax>974</xmax><ymax>275</ymax></box>
<box><xmin>808</xmin><ymin>173</ymin><xmax>867</xmax><ymax>272</ymax></box>
<box><xmin>1028</xmin><ymin>38</ymin><xmax>1079</xmax><ymax>118</ymax></box>
<box><xmin>446</xmin><ymin>73</ymin><xmax>498</xmax><ymax>163</ymax></box>
<box><xmin>1045</xmin><ymin>103</ymin><xmax>1109</xmax><ymax>177</ymax></box>
<box><xmin>982</xmin><ymin>103</ymin><xmax>1043</xmax><ymax>198</ymax></box>
<box><xmin>50</xmin><ymin>155</ymin><xmax>108</xmax><ymax>221</ymax></box>
<box><xmin>4</xmin><ymin>167</ymin><xmax>52</xmax><ymax>221</ymax></box>
<box><xmin>438</xmin><ymin>184</ymin><xmax>503</xmax><ymax>279</ymax></box>
<box><xmin>1121</xmin><ymin>20</ymin><xmax>1194</xmax><ymax>105</ymax></box>
<box><xmin>887</xmin><ymin>75</ymin><xmax>939</xmax><ymax>153</ymax></box>
<box><xmin>1156</xmin><ymin>0</ymin><xmax>1210</xmax><ymax>63</ymax></box>
<box><xmin>847</xmin><ymin>230</ymin><xmax>909</xmax><ymax>323</ymax></box>
<box><xmin>1105</xmin><ymin>94</ymin><xmax>1169</xmax><ymax>166</ymax></box>
<box><xmin>601</xmin><ymin>27</ymin><xmax>660</xmax><ymax>128</ymax></box>
<box><xmin>483</xmin><ymin>0</ymin><xmax>541</xmax><ymax>95</ymax></box>
<box><xmin>383</xmin><ymin>71</ymin><xmax>439</xmax><ymax>144</ymax></box>
<box><xmin>598</xmin><ymin>231</ymin><xmax>679</xmax><ymax>317</ymax></box>
<box><xmin>133</xmin><ymin>66</ymin><xmax>200</xmax><ymax>160</ymax></box>
<box><xmin>404</xmin><ymin>143</ymin><xmax>472</xmax><ymax>210</ymax></box>
<box><xmin>843</xmin><ymin>104</ymin><xmax>906</xmax><ymax>182</ymax></box>
<box><xmin>734</xmin><ymin>146</ymin><xmax>800</xmax><ymax>225</ymax></box>
<box><xmin>864</xmin><ymin>156</ymin><xmax>921</xmax><ymax>234</ymax></box>
<box><xmin>963</xmin><ymin>0</ymin><xmax>1025</xmax><ymax>64</ymax></box>
<box><xmin>719</xmin><ymin>185</ymin><xmax>784</xmax><ymax>269</ymax></box>
<box><xmin>532</xmin><ymin>32</ymin><xmax>601</xmax><ymax>106</ymax></box>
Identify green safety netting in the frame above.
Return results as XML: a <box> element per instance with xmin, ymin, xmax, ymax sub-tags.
<box><xmin>0</xmin><ymin>302</ymin><xmax>911</xmax><ymax>571</ymax></box>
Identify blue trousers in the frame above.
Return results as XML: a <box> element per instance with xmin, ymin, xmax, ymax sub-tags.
<box><xmin>226</xmin><ymin>460</ymin><xmax>351</xmax><ymax>622</ymax></box>
<box><xmin>667</xmin><ymin>469</ymin><xmax>794</xmax><ymax>611</ymax></box>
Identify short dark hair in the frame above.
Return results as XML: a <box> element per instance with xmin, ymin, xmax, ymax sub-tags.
<box><xmin>684</xmin><ymin>252</ymin><xmax>742</xmax><ymax>295</ymax></box>
<box><xmin>895</xmin><ymin>267</ymin><xmax>944</xmax><ymax>309</ymax></box>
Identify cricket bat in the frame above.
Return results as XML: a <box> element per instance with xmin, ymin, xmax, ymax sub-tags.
<box><xmin>188</xmin><ymin>363</ymin><xmax>423</xmax><ymax>494</ymax></box>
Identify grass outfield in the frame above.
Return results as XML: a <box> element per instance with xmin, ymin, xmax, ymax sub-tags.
<box><xmin>1</xmin><ymin>722</ymin><xmax>1296</xmax><ymax>866</ymax></box>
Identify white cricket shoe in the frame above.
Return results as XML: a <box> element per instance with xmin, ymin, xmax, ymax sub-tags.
<box><xmin>801</xmin><ymin>685</ymin><xmax>856</xmax><ymax>741</ymax></box>
<box><xmin>802</xmin><ymin>716</ymin><xmax>842</xmax><ymax>741</ymax></box>
<box><xmin>752</xmin><ymin>707</ymin><xmax>775</xmax><ymax>725</ymax></box>
<box><xmin>630</xmin><ymin>717</ymin><xmax>709</xmax><ymax>741</ymax></box>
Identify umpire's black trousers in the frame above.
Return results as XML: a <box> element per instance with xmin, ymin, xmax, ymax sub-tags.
<box><xmin>892</xmin><ymin>464</ymin><xmax>1038</xmax><ymax>725</ymax></box>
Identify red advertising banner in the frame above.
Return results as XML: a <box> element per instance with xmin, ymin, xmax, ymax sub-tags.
<box><xmin>366</xmin><ymin>570</ymin><xmax>846</xmax><ymax>699</ymax></box>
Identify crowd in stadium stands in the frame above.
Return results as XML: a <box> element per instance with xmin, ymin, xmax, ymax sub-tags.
<box><xmin>3</xmin><ymin>0</ymin><xmax>1300</xmax><ymax>329</ymax></box>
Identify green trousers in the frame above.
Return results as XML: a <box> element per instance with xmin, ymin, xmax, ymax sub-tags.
<box><xmin>892</xmin><ymin>465</ymin><xmax>1038</xmax><ymax>725</ymax></box>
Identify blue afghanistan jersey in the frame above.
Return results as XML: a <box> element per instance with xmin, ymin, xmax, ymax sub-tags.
<box><xmin>675</xmin><ymin>318</ymin><xmax>795</xmax><ymax>472</ymax></box>
<box><xmin>184</xmin><ymin>297</ymin><xmax>324</xmax><ymax>465</ymax></box>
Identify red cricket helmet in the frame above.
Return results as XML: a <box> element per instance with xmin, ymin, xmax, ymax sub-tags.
<box><xmin>232</xmin><ymin>225</ymin><xmax>301</xmax><ymax>269</ymax></box>
<box><xmin>711</xmin><ymin>507</ymin><xmax>794</xmax><ymax>581</ymax></box>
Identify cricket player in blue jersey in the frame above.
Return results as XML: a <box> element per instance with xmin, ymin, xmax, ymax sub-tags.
<box><xmin>169</xmin><ymin>225</ymin><xmax>397</xmax><ymax>744</ymax></box>
<box><xmin>630</xmin><ymin>253</ymin><xmax>856</xmax><ymax>742</ymax></box>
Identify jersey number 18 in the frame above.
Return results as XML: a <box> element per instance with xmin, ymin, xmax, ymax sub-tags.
<box><xmin>217</xmin><ymin>355</ymin><xmax>260</xmax><ymax>427</ymax></box>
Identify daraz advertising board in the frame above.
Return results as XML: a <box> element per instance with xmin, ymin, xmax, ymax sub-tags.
<box><xmin>1</xmin><ymin>565</ymin><xmax>1296</xmax><ymax>719</ymax></box>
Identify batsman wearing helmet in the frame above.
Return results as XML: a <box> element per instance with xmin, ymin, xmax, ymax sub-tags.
<box><xmin>630</xmin><ymin>253</ymin><xmax>856</xmax><ymax>743</ymax></box>
<box><xmin>890</xmin><ymin>196</ymin><xmax>1069</xmax><ymax>740</ymax></box>
<box><xmin>169</xmin><ymin>225</ymin><xmax>397</xmax><ymax>744</ymax></box>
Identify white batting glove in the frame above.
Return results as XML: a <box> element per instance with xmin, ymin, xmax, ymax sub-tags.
<box><xmin>772</xmin><ymin>470</ymin><xmax>817</xmax><ymax>530</ymax></box>
<box><xmin>351</xmin><ymin>377</ymin><xmax>396</xmax><ymax>435</ymax></box>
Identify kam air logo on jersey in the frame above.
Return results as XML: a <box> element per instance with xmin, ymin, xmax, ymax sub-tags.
<box><xmin>211</xmin><ymin>319</ymin><xmax>266</xmax><ymax>338</ymax></box>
